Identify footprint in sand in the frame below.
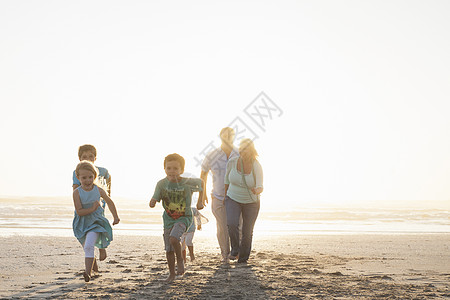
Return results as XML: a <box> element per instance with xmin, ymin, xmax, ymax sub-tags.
<box><xmin>56</xmin><ymin>277</ymin><xmax>70</xmax><ymax>280</ymax></box>
<box><xmin>369</xmin><ymin>275</ymin><xmax>393</xmax><ymax>280</ymax></box>
<box><xmin>256</xmin><ymin>252</ymin><xmax>269</xmax><ymax>259</ymax></box>
<box><xmin>328</xmin><ymin>271</ymin><xmax>344</xmax><ymax>276</ymax></box>
<box><xmin>272</xmin><ymin>256</ymin><xmax>283</xmax><ymax>261</ymax></box>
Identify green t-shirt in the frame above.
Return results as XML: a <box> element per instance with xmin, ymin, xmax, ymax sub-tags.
<box><xmin>152</xmin><ymin>177</ymin><xmax>203</xmax><ymax>229</ymax></box>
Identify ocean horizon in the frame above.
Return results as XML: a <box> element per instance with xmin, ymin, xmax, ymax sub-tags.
<box><xmin>0</xmin><ymin>197</ymin><xmax>449</xmax><ymax>237</ymax></box>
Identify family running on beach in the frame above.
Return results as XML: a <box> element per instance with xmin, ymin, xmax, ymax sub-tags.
<box><xmin>71</xmin><ymin>127</ymin><xmax>264</xmax><ymax>282</ymax></box>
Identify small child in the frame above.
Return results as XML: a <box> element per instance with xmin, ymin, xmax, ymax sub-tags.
<box><xmin>72</xmin><ymin>160</ymin><xmax>120</xmax><ymax>282</ymax></box>
<box><xmin>149</xmin><ymin>153</ymin><xmax>204</xmax><ymax>282</ymax></box>
<box><xmin>181</xmin><ymin>207</ymin><xmax>208</xmax><ymax>263</ymax></box>
<box><xmin>73</xmin><ymin>144</ymin><xmax>111</xmax><ymax>196</ymax></box>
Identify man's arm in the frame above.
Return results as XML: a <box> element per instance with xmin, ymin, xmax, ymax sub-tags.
<box><xmin>197</xmin><ymin>178</ymin><xmax>206</xmax><ymax>210</ymax></box>
<box><xmin>200</xmin><ymin>170</ymin><xmax>209</xmax><ymax>206</ymax></box>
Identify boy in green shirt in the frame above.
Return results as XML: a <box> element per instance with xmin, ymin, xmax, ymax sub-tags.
<box><xmin>149</xmin><ymin>153</ymin><xmax>204</xmax><ymax>282</ymax></box>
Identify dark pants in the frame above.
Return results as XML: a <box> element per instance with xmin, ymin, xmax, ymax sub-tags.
<box><xmin>225</xmin><ymin>196</ymin><xmax>260</xmax><ymax>262</ymax></box>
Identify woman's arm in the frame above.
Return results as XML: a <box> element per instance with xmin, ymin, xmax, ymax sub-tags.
<box><xmin>251</xmin><ymin>161</ymin><xmax>264</xmax><ymax>195</ymax></box>
<box><xmin>223</xmin><ymin>158</ymin><xmax>234</xmax><ymax>197</ymax></box>
<box><xmin>99</xmin><ymin>187</ymin><xmax>120</xmax><ymax>225</ymax></box>
<box><xmin>73</xmin><ymin>189</ymin><xmax>100</xmax><ymax>216</ymax></box>
<box><xmin>224</xmin><ymin>184</ymin><xmax>229</xmax><ymax>198</ymax></box>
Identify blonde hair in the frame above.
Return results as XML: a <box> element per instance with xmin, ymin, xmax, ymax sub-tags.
<box><xmin>76</xmin><ymin>160</ymin><xmax>98</xmax><ymax>177</ymax></box>
<box><xmin>75</xmin><ymin>160</ymin><xmax>107</xmax><ymax>190</ymax></box>
<box><xmin>239</xmin><ymin>138</ymin><xmax>258</xmax><ymax>160</ymax></box>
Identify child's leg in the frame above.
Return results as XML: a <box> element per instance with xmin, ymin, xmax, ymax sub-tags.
<box><xmin>185</xmin><ymin>232</ymin><xmax>195</xmax><ymax>261</ymax></box>
<box><xmin>83</xmin><ymin>231</ymin><xmax>99</xmax><ymax>281</ymax></box>
<box><xmin>166</xmin><ymin>251</ymin><xmax>176</xmax><ymax>282</ymax></box>
<box><xmin>84</xmin><ymin>258</ymin><xmax>95</xmax><ymax>281</ymax></box>
<box><xmin>182</xmin><ymin>249</ymin><xmax>187</xmax><ymax>263</ymax></box>
<box><xmin>92</xmin><ymin>258</ymin><xmax>98</xmax><ymax>273</ymax></box>
<box><xmin>180</xmin><ymin>234</ymin><xmax>187</xmax><ymax>263</ymax></box>
<box><xmin>99</xmin><ymin>248</ymin><xmax>107</xmax><ymax>261</ymax></box>
<box><xmin>169</xmin><ymin>236</ymin><xmax>184</xmax><ymax>275</ymax></box>
<box><xmin>169</xmin><ymin>222</ymin><xmax>187</xmax><ymax>275</ymax></box>
<box><xmin>163</xmin><ymin>227</ymin><xmax>177</xmax><ymax>282</ymax></box>
<box><xmin>188</xmin><ymin>246</ymin><xmax>195</xmax><ymax>261</ymax></box>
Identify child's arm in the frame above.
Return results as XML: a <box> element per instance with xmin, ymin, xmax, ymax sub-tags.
<box><xmin>149</xmin><ymin>198</ymin><xmax>157</xmax><ymax>208</ymax></box>
<box><xmin>73</xmin><ymin>190</ymin><xmax>100</xmax><ymax>216</ymax></box>
<box><xmin>194</xmin><ymin>209</ymin><xmax>202</xmax><ymax>230</ymax></box>
<box><xmin>149</xmin><ymin>180</ymin><xmax>161</xmax><ymax>208</ymax></box>
<box><xmin>106</xmin><ymin>175</ymin><xmax>112</xmax><ymax>196</ymax></box>
<box><xmin>99</xmin><ymin>187</ymin><xmax>120</xmax><ymax>225</ymax></box>
<box><xmin>196</xmin><ymin>179</ymin><xmax>205</xmax><ymax>210</ymax></box>
<box><xmin>72</xmin><ymin>170</ymin><xmax>80</xmax><ymax>191</ymax></box>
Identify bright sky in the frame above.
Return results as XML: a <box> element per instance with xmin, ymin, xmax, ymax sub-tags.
<box><xmin>1</xmin><ymin>1</ymin><xmax>449</xmax><ymax>210</ymax></box>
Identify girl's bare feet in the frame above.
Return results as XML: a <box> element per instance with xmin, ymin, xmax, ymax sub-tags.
<box><xmin>91</xmin><ymin>258</ymin><xmax>101</xmax><ymax>278</ymax></box>
<box><xmin>99</xmin><ymin>248</ymin><xmax>107</xmax><ymax>261</ymax></box>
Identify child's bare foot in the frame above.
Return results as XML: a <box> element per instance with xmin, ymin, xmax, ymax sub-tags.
<box><xmin>83</xmin><ymin>271</ymin><xmax>91</xmax><ymax>282</ymax></box>
<box><xmin>190</xmin><ymin>254</ymin><xmax>195</xmax><ymax>262</ymax></box>
<box><xmin>176</xmin><ymin>260</ymin><xmax>185</xmax><ymax>275</ymax></box>
<box><xmin>99</xmin><ymin>249</ymin><xmax>107</xmax><ymax>261</ymax></box>
<box><xmin>165</xmin><ymin>273</ymin><xmax>176</xmax><ymax>282</ymax></box>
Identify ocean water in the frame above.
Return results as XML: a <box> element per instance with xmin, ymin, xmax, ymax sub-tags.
<box><xmin>0</xmin><ymin>197</ymin><xmax>449</xmax><ymax>237</ymax></box>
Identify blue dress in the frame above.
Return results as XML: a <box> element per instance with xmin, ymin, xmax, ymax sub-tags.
<box><xmin>72</xmin><ymin>185</ymin><xmax>113</xmax><ymax>249</ymax></box>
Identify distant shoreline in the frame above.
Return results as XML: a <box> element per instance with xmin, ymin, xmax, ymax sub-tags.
<box><xmin>1</xmin><ymin>197</ymin><xmax>449</xmax><ymax>238</ymax></box>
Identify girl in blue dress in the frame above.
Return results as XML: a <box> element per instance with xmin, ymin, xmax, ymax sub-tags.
<box><xmin>73</xmin><ymin>160</ymin><xmax>120</xmax><ymax>282</ymax></box>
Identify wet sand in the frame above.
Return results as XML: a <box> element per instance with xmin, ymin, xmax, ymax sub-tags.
<box><xmin>1</xmin><ymin>234</ymin><xmax>449</xmax><ymax>299</ymax></box>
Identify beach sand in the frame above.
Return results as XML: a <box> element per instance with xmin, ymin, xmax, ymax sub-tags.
<box><xmin>1</xmin><ymin>233</ymin><xmax>449</xmax><ymax>299</ymax></box>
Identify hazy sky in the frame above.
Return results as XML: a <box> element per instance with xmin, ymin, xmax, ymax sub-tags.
<box><xmin>1</xmin><ymin>1</ymin><xmax>449</xmax><ymax>209</ymax></box>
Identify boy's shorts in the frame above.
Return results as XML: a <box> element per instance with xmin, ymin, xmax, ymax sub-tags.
<box><xmin>163</xmin><ymin>222</ymin><xmax>187</xmax><ymax>252</ymax></box>
<box><xmin>181</xmin><ymin>231</ymin><xmax>195</xmax><ymax>248</ymax></box>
